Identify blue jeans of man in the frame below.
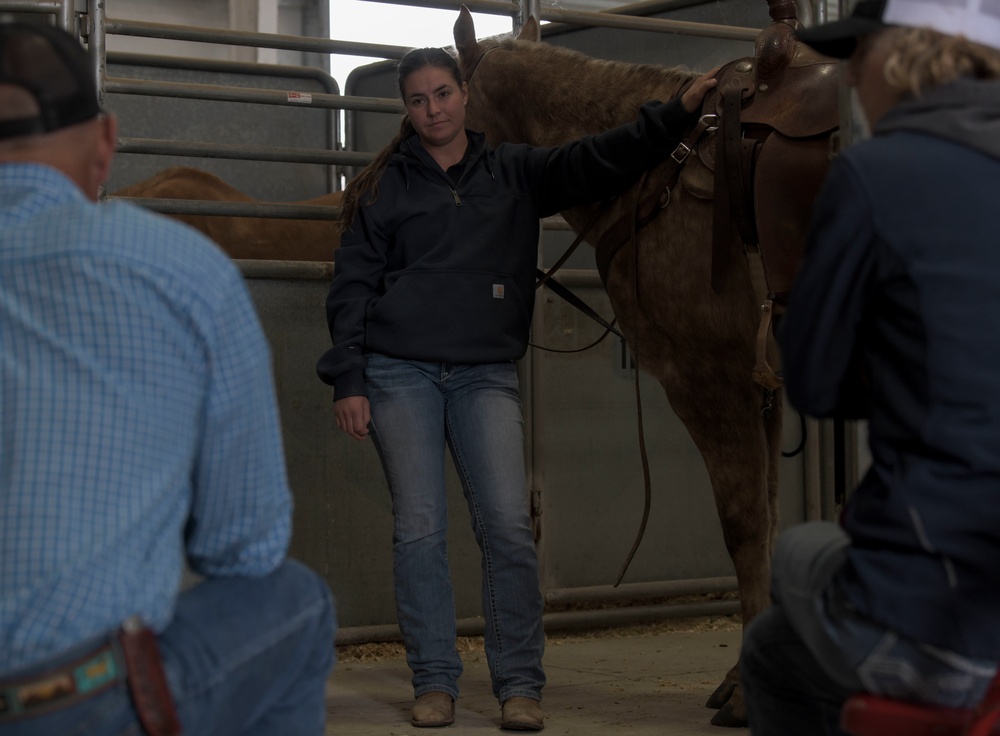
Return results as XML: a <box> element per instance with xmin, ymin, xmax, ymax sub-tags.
<box><xmin>741</xmin><ymin>522</ymin><xmax>996</xmax><ymax>735</ymax></box>
<box><xmin>365</xmin><ymin>354</ymin><xmax>545</xmax><ymax>704</ymax></box>
<box><xmin>1</xmin><ymin>559</ymin><xmax>336</xmax><ymax>736</ymax></box>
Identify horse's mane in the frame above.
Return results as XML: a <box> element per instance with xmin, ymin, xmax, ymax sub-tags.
<box><xmin>466</xmin><ymin>36</ymin><xmax>696</xmax><ymax>143</ymax></box>
<box><xmin>496</xmin><ymin>35</ymin><xmax>692</xmax><ymax>91</ymax></box>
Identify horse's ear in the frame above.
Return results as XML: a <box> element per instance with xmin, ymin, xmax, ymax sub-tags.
<box><xmin>517</xmin><ymin>15</ymin><xmax>541</xmax><ymax>42</ymax></box>
<box><xmin>454</xmin><ymin>5</ymin><xmax>479</xmax><ymax>62</ymax></box>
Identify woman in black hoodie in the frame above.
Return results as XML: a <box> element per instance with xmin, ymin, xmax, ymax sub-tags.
<box><xmin>317</xmin><ymin>45</ymin><xmax>715</xmax><ymax>731</ymax></box>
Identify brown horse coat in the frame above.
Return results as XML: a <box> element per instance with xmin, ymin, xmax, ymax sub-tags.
<box><xmin>111</xmin><ymin>166</ymin><xmax>341</xmax><ymax>261</ymax></box>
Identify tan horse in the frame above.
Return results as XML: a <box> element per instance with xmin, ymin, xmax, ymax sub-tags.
<box><xmin>454</xmin><ymin>6</ymin><xmax>837</xmax><ymax>728</ymax></box>
<box><xmin>112</xmin><ymin>166</ymin><xmax>342</xmax><ymax>261</ymax></box>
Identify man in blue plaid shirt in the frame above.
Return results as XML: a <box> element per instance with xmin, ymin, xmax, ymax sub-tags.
<box><xmin>0</xmin><ymin>21</ymin><xmax>335</xmax><ymax>736</ymax></box>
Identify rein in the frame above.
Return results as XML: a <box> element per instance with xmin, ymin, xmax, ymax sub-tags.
<box><xmin>464</xmin><ymin>43</ymin><xmax>502</xmax><ymax>89</ymax></box>
<box><xmin>596</xmin><ymin>93</ymin><xmax>721</xmax><ymax>586</ymax></box>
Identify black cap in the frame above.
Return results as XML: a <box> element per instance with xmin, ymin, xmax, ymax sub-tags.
<box><xmin>796</xmin><ymin>0</ymin><xmax>888</xmax><ymax>59</ymax></box>
<box><xmin>0</xmin><ymin>22</ymin><xmax>101</xmax><ymax>141</ymax></box>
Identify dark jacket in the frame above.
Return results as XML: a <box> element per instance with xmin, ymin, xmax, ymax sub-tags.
<box><xmin>779</xmin><ymin>79</ymin><xmax>1000</xmax><ymax>658</ymax></box>
<box><xmin>317</xmin><ymin>99</ymin><xmax>697</xmax><ymax>398</ymax></box>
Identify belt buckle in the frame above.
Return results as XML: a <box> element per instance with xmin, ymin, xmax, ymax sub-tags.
<box><xmin>670</xmin><ymin>141</ymin><xmax>692</xmax><ymax>164</ymax></box>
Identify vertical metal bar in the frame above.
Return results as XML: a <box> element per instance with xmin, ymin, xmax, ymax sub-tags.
<box><xmin>87</xmin><ymin>0</ymin><xmax>107</xmax><ymax>110</ymax></box>
<box><xmin>814</xmin><ymin>0</ymin><xmax>828</xmax><ymax>24</ymax></box>
<box><xmin>56</xmin><ymin>0</ymin><xmax>73</xmax><ymax>31</ymax></box>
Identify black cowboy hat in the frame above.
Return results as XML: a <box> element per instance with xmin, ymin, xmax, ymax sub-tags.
<box><xmin>795</xmin><ymin>0</ymin><xmax>888</xmax><ymax>59</ymax></box>
<box><xmin>797</xmin><ymin>0</ymin><xmax>1000</xmax><ymax>59</ymax></box>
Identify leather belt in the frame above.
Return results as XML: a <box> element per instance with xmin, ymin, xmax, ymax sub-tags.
<box><xmin>0</xmin><ymin>640</ymin><xmax>124</xmax><ymax>722</ymax></box>
<box><xmin>0</xmin><ymin>616</ymin><xmax>181</xmax><ymax>735</ymax></box>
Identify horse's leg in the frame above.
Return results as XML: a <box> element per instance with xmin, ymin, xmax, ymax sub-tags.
<box><xmin>597</xmin><ymin>192</ymin><xmax>778</xmax><ymax>727</ymax></box>
<box><xmin>659</xmin><ymin>369</ymin><xmax>780</xmax><ymax>728</ymax></box>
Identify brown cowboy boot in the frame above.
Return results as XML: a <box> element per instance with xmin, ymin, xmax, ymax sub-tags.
<box><xmin>411</xmin><ymin>691</ymin><xmax>455</xmax><ymax>728</ymax></box>
<box><xmin>501</xmin><ymin>696</ymin><xmax>544</xmax><ymax>731</ymax></box>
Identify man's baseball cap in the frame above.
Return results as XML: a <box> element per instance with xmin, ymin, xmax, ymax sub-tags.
<box><xmin>797</xmin><ymin>0</ymin><xmax>1000</xmax><ymax>59</ymax></box>
<box><xmin>0</xmin><ymin>21</ymin><xmax>101</xmax><ymax>141</ymax></box>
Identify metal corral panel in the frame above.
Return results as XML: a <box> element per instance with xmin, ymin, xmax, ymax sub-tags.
<box><xmin>106</xmin><ymin>57</ymin><xmax>338</xmax><ymax>201</ymax></box>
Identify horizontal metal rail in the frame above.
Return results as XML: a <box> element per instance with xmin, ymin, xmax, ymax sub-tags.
<box><xmin>105</xmin><ymin>197</ymin><xmax>341</xmax><ymax>220</ymax></box>
<box><xmin>356</xmin><ymin>0</ymin><xmax>519</xmax><ymax>15</ymax></box>
<box><xmin>237</xmin><ymin>260</ymin><xmax>335</xmax><ymax>280</ymax></box>
<box><xmin>111</xmin><ymin>195</ymin><xmax>569</xmax><ymax>232</ymax></box>
<box><xmin>356</xmin><ymin>0</ymin><xmax>759</xmax><ymax>40</ymax></box>
<box><xmin>545</xmin><ymin>576</ymin><xmax>738</xmax><ymax>607</ymax></box>
<box><xmin>541</xmin><ymin>7</ymin><xmax>759</xmax><ymax>40</ymax></box>
<box><xmin>114</xmin><ymin>137</ymin><xmax>374</xmax><ymax>167</ymax></box>
<box><xmin>336</xmin><ymin>597</ymin><xmax>741</xmax><ymax>645</ymax></box>
<box><xmin>105</xmin><ymin>17</ymin><xmax>410</xmax><ymax>62</ymax></box>
<box><xmin>105</xmin><ymin>76</ymin><xmax>403</xmax><ymax>115</ymax></box>
<box><xmin>0</xmin><ymin>0</ymin><xmax>72</xmax><ymax>28</ymax></box>
<box><xmin>0</xmin><ymin>0</ymin><xmax>60</xmax><ymax>11</ymax></box>
<box><xmin>107</xmin><ymin>51</ymin><xmax>343</xmax><ymax>93</ymax></box>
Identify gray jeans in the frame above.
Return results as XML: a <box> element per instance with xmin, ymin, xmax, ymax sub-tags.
<box><xmin>742</xmin><ymin>522</ymin><xmax>996</xmax><ymax>735</ymax></box>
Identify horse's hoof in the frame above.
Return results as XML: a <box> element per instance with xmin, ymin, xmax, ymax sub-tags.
<box><xmin>705</xmin><ymin>679</ymin><xmax>737</xmax><ymax>710</ymax></box>
<box><xmin>710</xmin><ymin>700</ymin><xmax>748</xmax><ymax>728</ymax></box>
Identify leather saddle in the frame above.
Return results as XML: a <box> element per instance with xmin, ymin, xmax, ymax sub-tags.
<box><xmin>591</xmin><ymin>0</ymin><xmax>840</xmax><ymax>390</ymax></box>
<box><xmin>687</xmin><ymin>0</ymin><xmax>839</xmax><ymax>305</ymax></box>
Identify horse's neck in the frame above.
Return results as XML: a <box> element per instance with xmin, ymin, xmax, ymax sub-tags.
<box><xmin>469</xmin><ymin>45</ymin><xmax>690</xmax><ymax>148</ymax></box>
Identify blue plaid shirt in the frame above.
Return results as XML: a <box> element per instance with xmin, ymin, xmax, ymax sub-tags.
<box><xmin>0</xmin><ymin>164</ymin><xmax>292</xmax><ymax>673</ymax></box>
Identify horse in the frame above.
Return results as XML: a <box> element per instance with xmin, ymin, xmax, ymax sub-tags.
<box><xmin>111</xmin><ymin>166</ymin><xmax>342</xmax><ymax>261</ymax></box>
<box><xmin>453</xmin><ymin>4</ymin><xmax>838</xmax><ymax>727</ymax></box>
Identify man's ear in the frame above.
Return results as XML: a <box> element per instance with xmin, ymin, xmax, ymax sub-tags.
<box><xmin>91</xmin><ymin>114</ymin><xmax>117</xmax><ymax>199</ymax></box>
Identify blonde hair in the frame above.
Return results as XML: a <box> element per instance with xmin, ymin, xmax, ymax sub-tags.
<box><xmin>338</xmin><ymin>47</ymin><xmax>464</xmax><ymax>232</ymax></box>
<box><xmin>881</xmin><ymin>26</ymin><xmax>1000</xmax><ymax>97</ymax></box>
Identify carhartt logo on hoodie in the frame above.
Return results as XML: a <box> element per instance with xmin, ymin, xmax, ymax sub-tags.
<box><xmin>493</xmin><ymin>284</ymin><xmax>505</xmax><ymax>299</ymax></box>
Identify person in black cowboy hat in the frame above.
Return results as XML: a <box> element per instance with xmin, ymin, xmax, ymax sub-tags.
<box><xmin>0</xmin><ymin>21</ymin><xmax>336</xmax><ymax>736</ymax></box>
<box><xmin>739</xmin><ymin>1</ymin><xmax>1000</xmax><ymax>734</ymax></box>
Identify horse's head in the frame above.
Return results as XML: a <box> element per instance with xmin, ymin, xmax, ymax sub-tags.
<box><xmin>451</xmin><ymin>5</ymin><xmax>692</xmax><ymax>147</ymax></box>
<box><xmin>453</xmin><ymin>5</ymin><xmax>540</xmax><ymax>86</ymax></box>
<box><xmin>453</xmin><ymin>6</ymin><xmax>547</xmax><ymax>144</ymax></box>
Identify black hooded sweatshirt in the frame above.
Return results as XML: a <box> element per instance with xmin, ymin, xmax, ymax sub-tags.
<box><xmin>317</xmin><ymin>98</ymin><xmax>698</xmax><ymax>398</ymax></box>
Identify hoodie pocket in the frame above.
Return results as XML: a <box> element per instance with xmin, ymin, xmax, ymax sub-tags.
<box><xmin>366</xmin><ymin>270</ymin><xmax>531</xmax><ymax>362</ymax></box>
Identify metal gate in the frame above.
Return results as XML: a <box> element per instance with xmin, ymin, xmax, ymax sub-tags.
<box><xmin>0</xmin><ymin>0</ymin><xmax>859</xmax><ymax>641</ymax></box>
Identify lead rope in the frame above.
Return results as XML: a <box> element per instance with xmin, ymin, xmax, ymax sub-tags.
<box><xmin>611</xmin><ymin>100</ymin><xmax>720</xmax><ymax>586</ymax></box>
<box><xmin>614</xmin><ymin>171</ymin><xmax>652</xmax><ymax>587</ymax></box>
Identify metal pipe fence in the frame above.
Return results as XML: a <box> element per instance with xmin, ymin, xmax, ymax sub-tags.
<box><xmin>1</xmin><ymin>0</ymin><xmax>838</xmax><ymax>635</ymax></box>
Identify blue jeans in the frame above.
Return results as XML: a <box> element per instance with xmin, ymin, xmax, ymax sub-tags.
<box><xmin>1</xmin><ymin>559</ymin><xmax>336</xmax><ymax>736</ymax></box>
<box><xmin>742</xmin><ymin>522</ymin><xmax>997</xmax><ymax>735</ymax></box>
<box><xmin>365</xmin><ymin>354</ymin><xmax>545</xmax><ymax>704</ymax></box>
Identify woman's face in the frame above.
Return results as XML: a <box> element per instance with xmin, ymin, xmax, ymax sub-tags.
<box><xmin>401</xmin><ymin>65</ymin><xmax>468</xmax><ymax>151</ymax></box>
<box><xmin>846</xmin><ymin>31</ymin><xmax>903</xmax><ymax>128</ymax></box>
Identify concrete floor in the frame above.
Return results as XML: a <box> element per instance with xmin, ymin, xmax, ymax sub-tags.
<box><xmin>325</xmin><ymin>620</ymin><xmax>747</xmax><ymax>735</ymax></box>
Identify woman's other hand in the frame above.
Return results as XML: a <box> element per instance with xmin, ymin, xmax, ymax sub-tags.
<box><xmin>334</xmin><ymin>395</ymin><xmax>371</xmax><ymax>440</ymax></box>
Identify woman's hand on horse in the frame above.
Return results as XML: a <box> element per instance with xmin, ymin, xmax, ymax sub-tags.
<box><xmin>681</xmin><ymin>67</ymin><xmax>720</xmax><ymax>113</ymax></box>
<box><xmin>334</xmin><ymin>395</ymin><xmax>371</xmax><ymax>440</ymax></box>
